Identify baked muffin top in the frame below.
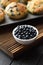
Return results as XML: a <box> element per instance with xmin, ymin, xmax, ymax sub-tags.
<box><xmin>27</xmin><ymin>0</ymin><xmax>43</xmax><ymax>13</ymax></box>
<box><xmin>5</xmin><ymin>2</ymin><xmax>28</xmax><ymax>19</ymax></box>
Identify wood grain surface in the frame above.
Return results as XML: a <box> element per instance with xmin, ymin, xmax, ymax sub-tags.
<box><xmin>0</xmin><ymin>23</ymin><xmax>43</xmax><ymax>58</ymax></box>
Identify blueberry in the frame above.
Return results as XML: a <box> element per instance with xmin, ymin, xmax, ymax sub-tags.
<box><xmin>14</xmin><ymin>29</ymin><xmax>19</xmax><ymax>35</ymax></box>
<box><xmin>25</xmin><ymin>26</ymin><xmax>28</xmax><ymax>29</ymax></box>
<box><xmin>30</xmin><ymin>27</ymin><xmax>33</xmax><ymax>30</ymax></box>
<box><xmin>23</xmin><ymin>36</ymin><xmax>26</xmax><ymax>39</ymax></box>
<box><xmin>28</xmin><ymin>27</ymin><xmax>30</xmax><ymax>30</ymax></box>
<box><xmin>30</xmin><ymin>34</ymin><xmax>33</xmax><ymax>38</ymax></box>
<box><xmin>19</xmin><ymin>30</ymin><xmax>21</xmax><ymax>33</ymax></box>
<box><xmin>17</xmin><ymin>32</ymin><xmax>20</xmax><ymax>35</ymax></box>
<box><xmin>23</xmin><ymin>31</ymin><xmax>27</xmax><ymax>34</ymax></box>
<box><xmin>34</xmin><ymin>30</ymin><xmax>36</xmax><ymax>33</ymax></box>
<box><xmin>25</xmin><ymin>35</ymin><xmax>29</xmax><ymax>39</ymax></box>
<box><xmin>21</xmin><ymin>32</ymin><xmax>23</xmax><ymax>35</ymax></box>
<box><xmin>10</xmin><ymin>9</ymin><xmax>13</xmax><ymax>12</ymax></box>
<box><xmin>28</xmin><ymin>33</ymin><xmax>30</xmax><ymax>35</ymax></box>
<box><xmin>25</xmin><ymin>32</ymin><xmax>28</xmax><ymax>35</ymax></box>
<box><xmin>22</xmin><ymin>34</ymin><xmax>25</xmax><ymax>37</ymax></box>
<box><xmin>29</xmin><ymin>29</ymin><xmax>32</xmax><ymax>32</ymax></box>
<box><xmin>16</xmin><ymin>34</ymin><xmax>18</xmax><ymax>38</ymax></box>
<box><xmin>18</xmin><ymin>35</ymin><xmax>21</xmax><ymax>39</ymax></box>
<box><xmin>26</xmin><ymin>28</ymin><xmax>29</xmax><ymax>31</ymax></box>
<box><xmin>32</xmin><ymin>29</ymin><xmax>34</xmax><ymax>32</ymax></box>
<box><xmin>23</xmin><ymin>28</ymin><xmax>26</xmax><ymax>31</ymax></box>
<box><xmin>33</xmin><ymin>32</ymin><xmax>37</xmax><ymax>36</ymax></box>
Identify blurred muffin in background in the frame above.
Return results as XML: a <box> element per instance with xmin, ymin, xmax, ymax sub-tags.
<box><xmin>0</xmin><ymin>0</ymin><xmax>1</xmax><ymax>3</ymax></box>
<box><xmin>0</xmin><ymin>0</ymin><xmax>19</xmax><ymax>7</ymax></box>
<box><xmin>0</xmin><ymin>8</ymin><xmax>5</xmax><ymax>22</ymax></box>
<box><xmin>0</xmin><ymin>0</ymin><xmax>1</xmax><ymax>4</ymax></box>
<box><xmin>5</xmin><ymin>2</ymin><xmax>28</xmax><ymax>19</ymax></box>
<box><xmin>27</xmin><ymin>0</ymin><xmax>43</xmax><ymax>14</ymax></box>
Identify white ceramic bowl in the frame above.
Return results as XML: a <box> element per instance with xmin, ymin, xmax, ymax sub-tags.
<box><xmin>12</xmin><ymin>25</ymin><xmax>38</xmax><ymax>45</ymax></box>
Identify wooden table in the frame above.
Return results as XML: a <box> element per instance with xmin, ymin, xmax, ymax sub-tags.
<box><xmin>0</xmin><ymin>21</ymin><xmax>43</xmax><ymax>58</ymax></box>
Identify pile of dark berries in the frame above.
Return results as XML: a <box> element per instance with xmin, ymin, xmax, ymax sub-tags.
<box><xmin>14</xmin><ymin>25</ymin><xmax>37</xmax><ymax>39</ymax></box>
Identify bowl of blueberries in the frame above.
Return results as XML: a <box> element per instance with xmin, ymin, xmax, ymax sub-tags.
<box><xmin>12</xmin><ymin>25</ymin><xmax>38</xmax><ymax>45</ymax></box>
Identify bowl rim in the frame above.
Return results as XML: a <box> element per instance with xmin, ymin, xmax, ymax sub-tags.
<box><xmin>12</xmin><ymin>25</ymin><xmax>39</xmax><ymax>41</ymax></box>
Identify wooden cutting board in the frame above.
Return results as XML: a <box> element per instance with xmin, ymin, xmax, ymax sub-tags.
<box><xmin>0</xmin><ymin>23</ymin><xmax>43</xmax><ymax>58</ymax></box>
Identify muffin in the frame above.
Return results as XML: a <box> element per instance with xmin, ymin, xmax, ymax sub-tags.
<box><xmin>0</xmin><ymin>8</ymin><xmax>5</xmax><ymax>22</ymax></box>
<box><xmin>27</xmin><ymin>0</ymin><xmax>43</xmax><ymax>14</ymax></box>
<box><xmin>1</xmin><ymin>0</ymin><xmax>19</xmax><ymax>7</ymax></box>
<box><xmin>5</xmin><ymin>2</ymin><xmax>28</xmax><ymax>19</ymax></box>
